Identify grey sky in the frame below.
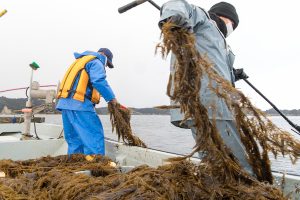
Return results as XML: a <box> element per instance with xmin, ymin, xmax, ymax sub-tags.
<box><xmin>0</xmin><ymin>0</ymin><xmax>299</xmax><ymax>110</ymax></box>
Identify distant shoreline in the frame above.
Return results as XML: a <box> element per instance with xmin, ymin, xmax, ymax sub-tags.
<box><xmin>1</xmin><ymin>97</ymin><xmax>299</xmax><ymax>116</ymax></box>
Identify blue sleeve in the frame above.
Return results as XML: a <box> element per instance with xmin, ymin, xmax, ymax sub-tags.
<box><xmin>86</xmin><ymin>60</ymin><xmax>115</xmax><ymax>102</ymax></box>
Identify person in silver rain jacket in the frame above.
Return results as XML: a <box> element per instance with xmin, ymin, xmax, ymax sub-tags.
<box><xmin>159</xmin><ymin>0</ymin><xmax>254</xmax><ymax>175</ymax></box>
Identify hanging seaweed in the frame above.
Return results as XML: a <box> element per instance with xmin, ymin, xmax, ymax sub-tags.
<box><xmin>156</xmin><ymin>21</ymin><xmax>300</xmax><ymax>186</ymax></box>
<box><xmin>108</xmin><ymin>102</ymin><xmax>147</xmax><ymax>148</ymax></box>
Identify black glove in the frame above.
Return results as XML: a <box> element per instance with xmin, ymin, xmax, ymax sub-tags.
<box><xmin>234</xmin><ymin>68</ymin><xmax>249</xmax><ymax>82</ymax></box>
<box><xmin>159</xmin><ymin>14</ymin><xmax>191</xmax><ymax>32</ymax></box>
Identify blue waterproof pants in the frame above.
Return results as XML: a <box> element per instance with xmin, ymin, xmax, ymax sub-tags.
<box><xmin>61</xmin><ymin>110</ymin><xmax>105</xmax><ymax>155</ymax></box>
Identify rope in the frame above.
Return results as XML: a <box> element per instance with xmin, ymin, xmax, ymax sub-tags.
<box><xmin>0</xmin><ymin>85</ymin><xmax>57</xmax><ymax>93</ymax></box>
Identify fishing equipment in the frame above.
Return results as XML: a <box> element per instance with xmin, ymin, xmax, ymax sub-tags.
<box><xmin>243</xmin><ymin>78</ymin><xmax>300</xmax><ymax>135</ymax></box>
<box><xmin>22</xmin><ymin>62</ymin><xmax>56</xmax><ymax>140</ymax></box>
<box><xmin>118</xmin><ymin>0</ymin><xmax>160</xmax><ymax>13</ymax></box>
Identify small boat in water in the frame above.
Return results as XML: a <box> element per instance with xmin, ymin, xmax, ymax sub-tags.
<box><xmin>0</xmin><ymin>67</ymin><xmax>299</xmax><ymax>199</ymax></box>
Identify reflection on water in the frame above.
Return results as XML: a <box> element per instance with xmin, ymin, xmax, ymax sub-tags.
<box><xmin>44</xmin><ymin>114</ymin><xmax>300</xmax><ymax>175</ymax></box>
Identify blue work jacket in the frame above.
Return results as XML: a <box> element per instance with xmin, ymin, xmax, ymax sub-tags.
<box><xmin>56</xmin><ymin>51</ymin><xmax>115</xmax><ymax>112</ymax></box>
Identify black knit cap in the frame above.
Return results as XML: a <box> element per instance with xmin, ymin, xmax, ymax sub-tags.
<box><xmin>209</xmin><ymin>2</ymin><xmax>239</xmax><ymax>30</ymax></box>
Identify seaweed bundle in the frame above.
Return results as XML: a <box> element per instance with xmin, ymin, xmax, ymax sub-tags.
<box><xmin>156</xmin><ymin>21</ymin><xmax>300</xmax><ymax>194</ymax></box>
<box><xmin>108</xmin><ymin>102</ymin><xmax>147</xmax><ymax>148</ymax></box>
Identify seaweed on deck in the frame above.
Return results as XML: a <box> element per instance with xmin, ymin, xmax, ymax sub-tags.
<box><xmin>0</xmin><ymin>155</ymin><xmax>285</xmax><ymax>200</ymax></box>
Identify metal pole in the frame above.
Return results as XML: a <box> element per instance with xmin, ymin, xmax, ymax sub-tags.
<box><xmin>118</xmin><ymin>0</ymin><xmax>147</xmax><ymax>13</ymax></box>
<box><xmin>22</xmin><ymin>68</ymin><xmax>34</xmax><ymax>139</ymax></box>
<box><xmin>27</xmin><ymin>68</ymin><xmax>34</xmax><ymax>103</ymax></box>
<box><xmin>148</xmin><ymin>0</ymin><xmax>161</xmax><ymax>10</ymax></box>
<box><xmin>118</xmin><ymin>0</ymin><xmax>160</xmax><ymax>13</ymax></box>
<box><xmin>243</xmin><ymin>78</ymin><xmax>300</xmax><ymax>135</ymax></box>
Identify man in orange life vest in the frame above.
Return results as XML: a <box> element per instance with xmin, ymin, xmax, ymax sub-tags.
<box><xmin>56</xmin><ymin>48</ymin><xmax>118</xmax><ymax>156</ymax></box>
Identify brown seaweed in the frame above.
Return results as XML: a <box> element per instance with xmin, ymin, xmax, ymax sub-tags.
<box><xmin>155</xmin><ymin>21</ymin><xmax>300</xmax><ymax>197</ymax></box>
<box><xmin>0</xmin><ymin>155</ymin><xmax>286</xmax><ymax>200</ymax></box>
<box><xmin>108</xmin><ymin>102</ymin><xmax>147</xmax><ymax>148</ymax></box>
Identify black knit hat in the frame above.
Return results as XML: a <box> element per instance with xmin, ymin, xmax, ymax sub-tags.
<box><xmin>209</xmin><ymin>2</ymin><xmax>239</xmax><ymax>30</ymax></box>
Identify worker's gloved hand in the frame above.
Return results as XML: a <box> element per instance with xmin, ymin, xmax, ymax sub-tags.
<box><xmin>119</xmin><ymin>104</ymin><xmax>130</xmax><ymax>113</ymax></box>
<box><xmin>109</xmin><ymin>98</ymin><xmax>118</xmax><ymax>105</ymax></box>
<box><xmin>159</xmin><ymin>14</ymin><xmax>192</xmax><ymax>32</ymax></box>
<box><xmin>120</xmin><ymin>104</ymin><xmax>127</xmax><ymax>110</ymax></box>
<box><xmin>234</xmin><ymin>68</ymin><xmax>249</xmax><ymax>82</ymax></box>
<box><xmin>169</xmin><ymin>14</ymin><xmax>191</xmax><ymax>29</ymax></box>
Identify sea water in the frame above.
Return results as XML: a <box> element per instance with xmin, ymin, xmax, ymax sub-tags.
<box><xmin>45</xmin><ymin>114</ymin><xmax>300</xmax><ymax>175</ymax></box>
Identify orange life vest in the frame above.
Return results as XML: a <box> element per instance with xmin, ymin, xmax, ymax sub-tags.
<box><xmin>57</xmin><ymin>55</ymin><xmax>101</xmax><ymax>104</ymax></box>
